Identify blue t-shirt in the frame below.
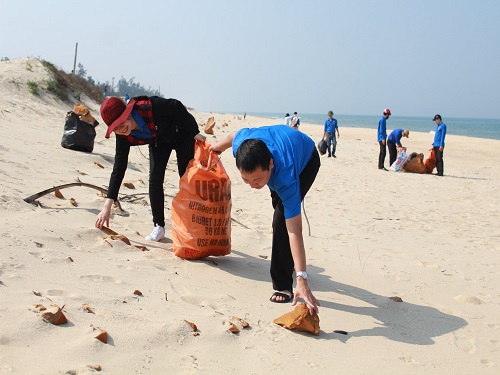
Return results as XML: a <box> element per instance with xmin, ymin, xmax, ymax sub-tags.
<box><xmin>324</xmin><ymin>118</ymin><xmax>338</xmax><ymax>133</ymax></box>
<box><xmin>388</xmin><ymin>128</ymin><xmax>404</xmax><ymax>144</ymax></box>
<box><xmin>232</xmin><ymin>125</ymin><xmax>315</xmax><ymax>219</ymax></box>
<box><xmin>433</xmin><ymin>122</ymin><xmax>447</xmax><ymax>147</ymax></box>
<box><xmin>130</xmin><ymin>110</ymin><xmax>153</xmax><ymax>140</ymax></box>
<box><xmin>378</xmin><ymin>116</ymin><xmax>387</xmax><ymax>142</ymax></box>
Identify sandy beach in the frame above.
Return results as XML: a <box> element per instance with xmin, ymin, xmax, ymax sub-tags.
<box><xmin>0</xmin><ymin>58</ymin><xmax>499</xmax><ymax>374</ymax></box>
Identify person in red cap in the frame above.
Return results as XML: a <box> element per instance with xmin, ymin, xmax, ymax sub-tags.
<box><xmin>95</xmin><ymin>96</ymin><xmax>206</xmax><ymax>241</ymax></box>
<box><xmin>377</xmin><ymin>108</ymin><xmax>391</xmax><ymax>170</ymax></box>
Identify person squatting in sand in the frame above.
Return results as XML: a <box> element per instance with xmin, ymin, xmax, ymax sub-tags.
<box><xmin>387</xmin><ymin>128</ymin><xmax>410</xmax><ymax>166</ymax></box>
<box><xmin>210</xmin><ymin>125</ymin><xmax>321</xmax><ymax>314</ymax></box>
<box><xmin>95</xmin><ymin>96</ymin><xmax>206</xmax><ymax>240</ymax></box>
<box><xmin>377</xmin><ymin>108</ymin><xmax>391</xmax><ymax>170</ymax></box>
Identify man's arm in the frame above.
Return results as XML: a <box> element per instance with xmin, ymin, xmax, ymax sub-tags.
<box><xmin>286</xmin><ymin>214</ymin><xmax>320</xmax><ymax>315</ymax></box>
<box><xmin>210</xmin><ymin>131</ymin><xmax>236</xmax><ymax>153</ymax></box>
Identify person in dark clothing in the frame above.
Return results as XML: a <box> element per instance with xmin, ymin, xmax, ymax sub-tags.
<box><xmin>210</xmin><ymin>125</ymin><xmax>320</xmax><ymax>315</ymax></box>
<box><xmin>95</xmin><ymin>96</ymin><xmax>205</xmax><ymax>241</ymax></box>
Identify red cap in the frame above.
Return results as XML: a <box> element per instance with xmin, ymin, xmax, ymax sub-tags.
<box><xmin>383</xmin><ymin>108</ymin><xmax>391</xmax><ymax>115</ymax></box>
<box><xmin>100</xmin><ymin>97</ymin><xmax>136</xmax><ymax>138</ymax></box>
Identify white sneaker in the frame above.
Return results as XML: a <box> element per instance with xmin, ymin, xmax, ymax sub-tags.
<box><xmin>145</xmin><ymin>225</ymin><xmax>165</xmax><ymax>242</ymax></box>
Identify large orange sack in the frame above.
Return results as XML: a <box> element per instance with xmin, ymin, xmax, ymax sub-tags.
<box><xmin>172</xmin><ymin>140</ymin><xmax>232</xmax><ymax>259</ymax></box>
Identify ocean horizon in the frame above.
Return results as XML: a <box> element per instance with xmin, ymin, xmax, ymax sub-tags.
<box><xmin>247</xmin><ymin>112</ymin><xmax>500</xmax><ymax>141</ymax></box>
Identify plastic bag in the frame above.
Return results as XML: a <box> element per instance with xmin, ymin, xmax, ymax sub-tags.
<box><xmin>390</xmin><ymin>150</ymin><xmax>411</xmax><ymax>172</ymax></box>
<box><xmin>171</xmin><ymin>140</ymin><xmax>232</xmax><ymax>259</ymax></box>
<box><xmin>317</xmin><ymin>139</ymin><xmax>327</xmax><ymax>155</ymax></box>
<box><xmin>61</xmin><ymin>111</ymin><xmax>98</xmax><ymax>153</ymax></box>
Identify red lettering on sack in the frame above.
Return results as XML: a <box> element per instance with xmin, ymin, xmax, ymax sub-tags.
<box><xmin>195</xmin><ymin>178</ymin><xmax>231</xmax><ymax>202</ymax></box>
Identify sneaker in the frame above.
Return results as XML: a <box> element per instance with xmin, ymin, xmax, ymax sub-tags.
<box><xmin>145</xmin><ymin>225</ymin><xmax>165</xmax><ymax>242</ymax></box>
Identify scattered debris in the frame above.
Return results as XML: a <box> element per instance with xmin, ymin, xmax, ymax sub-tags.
<box><xmin>69</xmin><ymin>198</ymin><xmax>78</xmax><ymax>207</ymax></box>
<box><xmin>204</xmin><ymin>117</ymin><xmax>216</xmax><ymax>135</ymax></box>
<box><xmin>31</xmin><ymin>304</ymin><xmax>46</xmax><ymax>312</ymax></box>
<box><xmin>228</xmin><ymin>322</ymin><xmax>240</xmax><ymax>334</ymax></box>
<box><xmin>88</xmin><ymin>364</ymin><xmax>102</xmax><ymax>371</ymax></box>
<box><xmin>82</xmin><ymin>303</ymin><xmax>94</xmax><ymax>314</ymax></box>
<box><xmin>133</xmin><ymin>290</ymin><xmax>143</xmax><ymax>296</ymax></box>
<box><xmin>123</xmin><ymin>182</ymin><xmax>135</xmax><ymax>189</ymax></box>
<box><xmin>184</xmin><ymin>320</ymin><xmax>198</xmax><ymax>331</ymax></box>
<box><xmin>94</xmin><ymin>328</ymin><xmax>107</xmax><ymax>344</ymax></box>
<box><xmin>54</xmin><ymin>189</ymin><xmax>64</xmax><ymax>199</ymax></box>
<box><xmin>258</xmin><ymin>255</ymin><xmax>268</xmax><ymax>259</ymax></box>
<box><xmin>41</xmin><ymin>305</ymin><xmax>68</xmax><ymax>325</ymax></box>
<box><xmin>68</xmin><ymin>256</ymin><xmax>74</xmax><ymax>262</ymax></box>
<box><xmin>94</xmin><ymin>161</ymin><xmax>104</xmax><ymax>169</ymax></box>
<box><xmin>389</xmin><ymin>296</ymin><xmax>403</xmax><ymax>302</ymax></box>
<box><xmin>333</xmin><ymin>330</ymin><xmax>348</xmax><ymax>335</ymax></box>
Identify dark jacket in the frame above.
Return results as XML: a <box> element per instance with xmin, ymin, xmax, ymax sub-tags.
<box><xmin>107</xmin><ymin>96</ymin><xmax>199</xmax><ymax>200</ymax></box>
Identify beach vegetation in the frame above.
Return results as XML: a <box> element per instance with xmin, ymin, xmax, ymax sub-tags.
<box><xmin>26</xmin><ymin>62</ymin><xmax>33</xmax><ymax>72</ymax></box>
<box><xmin>40</xmin><ymin>59</ymin><xmax>104</xmax><ymax>104</ymax></box>
<box><xmin>27</xmin><ymin>80</ymin><xmax>39</xmax><ymax>95</ymax></box>
<box><xmin>1</xmin><ymin>57</ymin><xmax>9</xmax><ymax>61</ymax></box>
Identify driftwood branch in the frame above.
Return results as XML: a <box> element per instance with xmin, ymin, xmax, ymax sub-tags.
<box><xmin>24</xmin><ymin>182</ymin><xmax>123</xmax><ymax>211</ymax></box>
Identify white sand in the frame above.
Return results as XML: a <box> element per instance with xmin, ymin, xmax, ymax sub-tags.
<box><xmin>0</xmin><ymin>58</ymin><xmax>499</xmax><ymax>374</ymax></box>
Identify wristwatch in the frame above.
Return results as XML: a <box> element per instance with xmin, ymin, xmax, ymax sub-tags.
<box><xmin>296</xmin><ymin>271</ymin><xmax>308</xmax><ymax>280</ymax></box>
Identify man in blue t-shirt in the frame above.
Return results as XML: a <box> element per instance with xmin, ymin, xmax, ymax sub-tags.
<box><xmin>387</xmin><ymin>128</ymin><xmax>410</xmax><ymax>166</ymax></box>
<box><xmin>377</xmin><ymin>108</ymin><xmax>391</xmax><ymax>170</ymax></box>
<box><xmin>211</xmin><ymin>125</ymin><xmax>320</xmax><ymax>314</ymax></box>
<box><xmin>432</xmin><ymin>114</ymin><xmax>447</xmax><ymax>176</ymax></box>
<box><xmin>322</xmin><ymin>110</ymin><xmax>340</xmax><ymax>158</ymax></box>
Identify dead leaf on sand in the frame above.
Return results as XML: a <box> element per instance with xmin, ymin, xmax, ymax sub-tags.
<box><xmin>82</xmin><ymin>303</ymin><xmax>94</xmax><ymax>314</ymax></box>
<box><xmin>230</xmin><ymin>316</ymin><xmax>250</xmax><ymax>328</ymax></box>
<box><xmin>105</xmin><ymin>234</ymin><xmax>131</xmax><ymax>245</ymax></box>
<box><xmin>54</xmin><ymin>189</ymin><xmax>64</xmax><ymax>199</ymax></box>
<box><xmin>94</xmin><ymin>161</ymin><xmax>105</xmax><ymax>169</ymax></box>
<box><xmin>88</xmin><ymin>364</ymin><xmax>102</xmax><ymax>371</ymax></box>
<box><xmin>95</xmin><ymin>328</ymin><xmax>107</xmax><ymax>343</ymax></box>
<box><xmin>68</xmin><ymin>256</ymin><xmax>74</xmax><ymax>262</ymax></box>
<box><xmin>273</xmin><ymin>303</ymin><xmax>320</xmax><ymax>335</ymax></box>
<box><xmin>134</xmin><ymin>245</ymin><xmax>148</xmax><ymax>251</ymax></box>
<box><xmin>69</xmin><ymin>198</ymin><xmax>78</xmax><ymax>207</ymax></box>
<box><xmin>31</xmin><ymin>303</ymin><xmax>46</xmax><ymax>312</ymax></box>
<box><xmin>184</xmin><ymin>320</ymin><xmax>198</xmax><ymax>331</ymax></box>
<box><xmin>33</xmin><ymin>290</ymin><xmax>42</xmax><ymax>296</ymax></box>
<box><xmin>389</xmin><ymin>296</ymin><xmax>403</xmax><ymax>302</ymax></box>
<box><xmin>258</xmin><ymin>255</ymin><xmax>268</xmax><ymax>259</ymax></box>
<box><xmin>123</xmin><ymin>182</ymin><xmax>135</xmax><ymax>189</ymax></box>
<box><xmin>76</xmin><ymin>170</ymin><xmax>88</xmax><ymax>176</ymax></box>
<box><xmin>100</xmin><ymin>226</ymin><xmax>118</xmax><ymax>236</ymax></box>
<box><xmin>228</xmin><ymin>322</ymin><xmax>240</xmax><ymax>334</ymax></box>
<box><xmin>41</xmin><ymin>305</ymin><xmax>68</xmax><ymax>325</ymax></box>
<box><xmin>133</xmin><ymin>290</ymin><xmax>143</xmax><ymax>296</ymax></box>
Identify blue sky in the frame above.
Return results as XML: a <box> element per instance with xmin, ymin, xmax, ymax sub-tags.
<box><xmin>1</xmin><ymin>0</ymin><xmax>499</xmax><ymax>118</ymax></box>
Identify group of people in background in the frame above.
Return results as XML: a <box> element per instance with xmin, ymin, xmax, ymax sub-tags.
<box><xmin>377</xmin><ymin>108</ymin><xmax>447</xmax><ymax>176</ymax></box>
<box><xmin>284</xmin><ymin>112</ymin><xmax>301</xmax><ymax>129</ymax></box>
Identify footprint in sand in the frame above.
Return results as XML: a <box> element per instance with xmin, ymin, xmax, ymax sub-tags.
<box><xmin>454</xmin><ymin>294</ymin><xmax>484</xmax><ymax>305</ymax></box>
<box><xmin>79</xmin><ymin>275</ymin><xmax>122</xmax><ymax>283</ymax></box>
<box><xmin>454</xmin><ymin>334</ymin><xmax>477</xmax><ymax>354</ymax></box>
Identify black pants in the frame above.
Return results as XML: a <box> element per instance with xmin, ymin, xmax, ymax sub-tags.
<box><xmin>269</xmin><ymin>149</ymin><xmax>320</xmax><ymax>293</ymax></box>
<box><xmin>378</xmin><ymin>141</ymin><xmax>386</xmax><ymax>169</ymax></box>
<box><xmin>149</xmin><ymin>137</ymin><xmax>195</xmax><ymax>227</ymax></box>
<box><xmin>387</xmin><ymin>140</ymin><xmax>398</xmax><ymax>166</ymax></box>
<box><xmin>433</xmin><ymin>146</ymin><xmax>444</xmax><ymax>176</ymax></box>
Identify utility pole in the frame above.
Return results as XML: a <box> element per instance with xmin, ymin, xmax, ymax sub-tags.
<box><xmin>72</xmin><ymin>42</ymin><xmax>78</xmax><ymax>74</ymax></box>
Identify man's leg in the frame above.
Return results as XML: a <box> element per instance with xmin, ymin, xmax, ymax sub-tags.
<box><xmin>331</xmin><ymin>135</ymin><xmax>337</xmax><ymax>157</ymax></box>
<box><xmin>270</xmin><ymin>150</ymin><xmax>320</xmax><ymax>295</ymax></box>
<box><xmin>388</xmin><ymin>141</ymin><xmax>397</xmax><ymax>166</ymax></box>
<box><xmin>378</xmin><ymin>141</ymin><xmax>386</xmax><ymax>169</ymax></box>
<box><xmin>326</xmin><ymin>133</ymin><xmax>332</xmax><ymax>157</ymax></box>
<box><xmin>434</xmin><ymin>147</ymin><xmax>444</xmax><ymax>176</ymax></box>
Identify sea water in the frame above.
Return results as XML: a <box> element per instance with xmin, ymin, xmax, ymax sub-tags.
<box><xmin>249</xmin><ymin>113</ymin><xmax>500</xmax><ymax>141</ymax></box>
